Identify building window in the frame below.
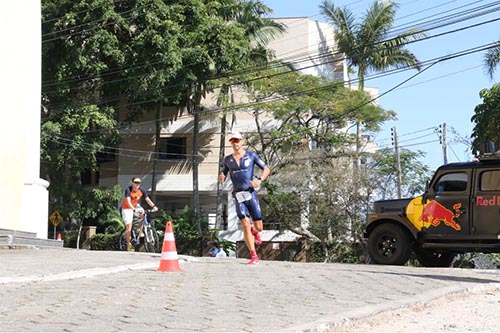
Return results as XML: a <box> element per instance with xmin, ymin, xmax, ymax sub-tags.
<box><xmin>81</xmin><ymin>169</ymin><xmax>99</xmax><ymax>185</ymax></box>
<box><xmin>96</xmin><ymin>147</ymin><xmax>116</xmax><ymax>162</ymax></box>
<box><xmin>159</xmin><ymin>137</ymin><xmax>187</xmax><ymax>160</ymax></box>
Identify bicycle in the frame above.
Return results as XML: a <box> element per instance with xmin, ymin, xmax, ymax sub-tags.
<box><xmin>119</xmin><ymin>209</ymin><xmax>160</xmax><ymax>253</ymax></box>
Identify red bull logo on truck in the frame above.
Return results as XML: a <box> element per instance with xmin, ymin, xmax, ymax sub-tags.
<box><xmin>419</xmin><ymin>200</ymin><xmax>462</xmax><ymax>231</ymax></box>
<box><xmin>406</xmin><ymin>197</ymin><xmax>462</xmax><ymax>231</ymax></box>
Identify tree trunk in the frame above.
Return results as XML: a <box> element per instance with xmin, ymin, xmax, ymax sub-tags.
<box><xmin>76</xmin><ymin>220</ymin><xmax>83</xmax><ymax>250</ymax></box>
<box><xmin>192</xmin><ymin>85</ymin><xmax>202</xmax><ymax>233</ymax></box>
<box><xmin>355</xmin><ymin>70</ymin><xmax>365</xmax><ymax>169</ymax></box>
<box><xmin>151</xmin><ymin>102</ymin><xmax>162</xmax><ymax>202</ymax></box>
<box><xmin>216</xmin><ymin>84</ymin><xmax>229</xmax><ymax>230</ymax></box>
<box><xmin>353</xmin><ymin>70</ymin><xmax>366</xmax><ymax>238</ymax></box>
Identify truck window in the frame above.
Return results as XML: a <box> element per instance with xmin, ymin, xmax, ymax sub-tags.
<box><xmin>433</xmin><ymin>172</ymin><xmax>468</xmax><ymax>192</ymax></box>
<box><xmin>480</xmin><ymin>170</ymin><xmax>500</xmax><ymax>191</ymax></box>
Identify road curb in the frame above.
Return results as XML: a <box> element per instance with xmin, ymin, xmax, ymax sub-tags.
<box><xmin>287</xmin><ymin>282</ymin><xmax>500</xmax><ymax>332</ymax></box>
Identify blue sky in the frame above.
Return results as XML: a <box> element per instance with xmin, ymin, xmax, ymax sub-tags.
<box><xmin>262</xmin><ymin>0</ymin><xmax>500</xmax><ymax>170</ymax></box>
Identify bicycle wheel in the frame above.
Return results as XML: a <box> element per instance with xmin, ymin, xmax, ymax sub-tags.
<box><xmin>144</xmin><ymin>227</ymin><xmax>160</xmax><ymax>253</ymax></box>
<box><xmin>118</xmin><ymin>231</ymin><xmax>128</xmax><ymax>251</ymax></box>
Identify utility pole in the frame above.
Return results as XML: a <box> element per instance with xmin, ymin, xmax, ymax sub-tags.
<box><xmin>441</xmin><ymin>122</ymin><xmax>448</xmax><ymax>164</ymax></box>
<box><xmin>391</xmin><ymin>126</ymin><xmax>403</xmax><ymax>199</ymax></box>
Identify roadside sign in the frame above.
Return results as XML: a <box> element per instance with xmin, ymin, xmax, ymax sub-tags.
<box><xmin>49</xmin><ymin>210</ymin><xmax>63</xmax><ymax>227</ymax></box>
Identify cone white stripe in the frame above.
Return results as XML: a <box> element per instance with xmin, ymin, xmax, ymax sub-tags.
<box><xmin>164</xmin><ymin>233</ymin><xmax>175</xmax><ymax>241</ymax></box>
<box><xmin>161</xmin><ymin>251</ymin><xmax>178</xmax><ymax>260</ymax></box>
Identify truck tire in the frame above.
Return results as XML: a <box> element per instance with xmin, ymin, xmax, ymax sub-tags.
<box><xmin>415</xmin><ymin>250</ymin><xmax>456</xmax><ymax>267</ymax></box>
<box><xmin>368</xmin><ymin>223</ymin><xmax>412</xmax><ymax>265</ymax></box>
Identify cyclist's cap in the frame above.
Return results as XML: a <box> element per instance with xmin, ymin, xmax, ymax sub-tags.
<box><xmin>228</xmin><ymin>132</ymin><xmax>242</xmax><ymax>141</ymax></box>
<box><xmin>132</xmin><ymin>177</ymin><xmax>141</xmax><ymax>183</ymax></box>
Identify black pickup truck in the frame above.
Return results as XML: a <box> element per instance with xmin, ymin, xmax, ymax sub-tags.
<box><xmin>364</xmin><ymin>145</ymin><xmax>500</xmax><ymax>267</ymax></box>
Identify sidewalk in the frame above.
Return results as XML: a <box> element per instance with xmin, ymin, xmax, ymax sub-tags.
<box><xmin>1</xmin><ymin>248</ymin><xmax>500</xmax><ymax>332</ymax></box>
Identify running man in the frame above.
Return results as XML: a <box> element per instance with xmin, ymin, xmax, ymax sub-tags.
<box><xmin>218</xmin><ymin>132</ymin><xmax>271</xmax><ymax>265</ymax></box>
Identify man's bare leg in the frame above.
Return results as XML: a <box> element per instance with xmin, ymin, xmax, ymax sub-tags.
<box><xmin>251</xmin><ymin>220</ymin><xmax>263</xmax><ymax>245</ymax></box>
<box><xmin>241</xmin><ymin>217</ymin><xmax>259</xmax><ymax>264</ymax></box>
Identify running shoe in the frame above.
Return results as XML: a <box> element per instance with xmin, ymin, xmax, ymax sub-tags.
<box><xmin>127</xmin><ymin>244</ymin><xmax>135</xmax><ymax>252</ymax></box>
<box><xmin>248</xmin><ymin>256</ymin><xmax>259</xmax><ymax>265</ymax></box>
<box><xmin>253</xmin><ymin>231</ymin><xmax>262</xmax><ymax>245</ymax></box>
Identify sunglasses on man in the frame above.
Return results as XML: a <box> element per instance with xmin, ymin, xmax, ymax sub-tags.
<box><xmin>229</xmin><ymin>138</ymin><xmax>241</xmax><ymax>143</ymax></box>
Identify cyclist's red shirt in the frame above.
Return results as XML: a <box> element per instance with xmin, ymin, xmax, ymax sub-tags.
<box><xmin>121</xmin><ymin>187</ymin><xmax>148</xmax><ymax>209</ymax></box>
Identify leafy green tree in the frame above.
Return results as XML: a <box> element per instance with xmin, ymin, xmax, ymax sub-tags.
<box><xmin>41</xmin><ymin>106</ymin><xmax>119</xmax><ymax>237</ymax></box>
<box><xmin>263</xmin><ymin>146</ymin><xmax>431</xmax><ymax>262</ymax></box>
<box><xmin>245</xmin><ymin>70</ymin><xmax>392</xmax><ymax>260</ymax></box>
<box><xmin>93</xmin><ymin>185</ymin><xmax>124</xmax><ymax>234</ymax></box>
<box><xmin>471</xmin><ymin>84</ymin><xmax>500</xmax><ymax>152</ymax></box>
<box><xmin>319</xmin><ymin>0</ymin><xmax>424</xmax><ymax>163</ymax></box>
<box><xmin>262</xmin><ymin>152</ymin><xmax>367</xmax><ymax>261</ymax></box>
<box><xmin>234</xmin><ymin>0</ymin><xmax>286</xmax><ymax>63</ymax></box>
<box><xmin>41</xmin><ymin>0</ymin><xmax>135</xmax><ymax>234</ymax></box>
<box><xmin>41</xmin><ymin>0</ymin><xmax>253</xmax><ymax>235</ymax></box>
<box><xmin>171</xmin><ymin>0</ymin><xmax>251</xmax><ymax>229</ymax></box>
<box><xmin>247</xmin><ymin>69</ymin><xmax>394</xmax><ymax>171</ymax></box>
<box><xmin>366</xmin><ymin>147</ymin><xmax>431</xmax><ymax>200</ymax></box>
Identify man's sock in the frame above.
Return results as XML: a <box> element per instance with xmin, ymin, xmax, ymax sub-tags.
<box><xmin>251</xmin><ymin>226</ymin><xmax>258</xmax><ymax>235</ymax></box>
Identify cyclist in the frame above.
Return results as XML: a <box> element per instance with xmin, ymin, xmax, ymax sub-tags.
<box><xmin>121</xmin><ymin>177</ymin><xmax>158</xmax><ymax>251</ymax></box>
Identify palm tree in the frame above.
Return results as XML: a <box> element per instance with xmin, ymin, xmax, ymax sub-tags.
<box><xmin>236</xmin><ymin>0</ymin><xmax>286</xmax><ymax>63</ymax></box>
<box><xmin>484</xmin><ymin>41</ymin><xmax>500</xmax><ymax>79</ymax></box>
<box><xmin>320</xmin><ymin>0</ymin><xmax>424</xmax><ymax>165</ymax></box>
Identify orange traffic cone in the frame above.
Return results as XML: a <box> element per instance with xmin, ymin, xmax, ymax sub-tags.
<box><xmin>158</xmin><ymin>221</ymin><xmax>181</xmax><ymax>272</ymax></box>
<box><xmin>57</xmin><ymin>233</ymin><xmax>62</xmax><ymax>241</ymax></box>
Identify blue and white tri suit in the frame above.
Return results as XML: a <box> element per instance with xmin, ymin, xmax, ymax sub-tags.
<box><xmin>222</xmin><ymin>151</ymin><xmax>266</xmax><ymax>220</ymax></box>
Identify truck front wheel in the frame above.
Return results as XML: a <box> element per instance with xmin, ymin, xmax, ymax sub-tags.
<box><xmin>368</xmin><ymin>223</ymin><xmax>412</xmax><ymax>265</ymax></box>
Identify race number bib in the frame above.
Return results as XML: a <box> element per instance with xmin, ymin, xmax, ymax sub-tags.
<box><xmin>235</xmin><ymin>191</ymin><xmax>252</xmax><ymax>203</ymax></box>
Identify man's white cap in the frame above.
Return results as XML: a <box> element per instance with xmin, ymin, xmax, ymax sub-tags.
<box><xmin>228</xmin><ymin>131</ymin><xmax>243</xmax><ymax>141</ymax></box>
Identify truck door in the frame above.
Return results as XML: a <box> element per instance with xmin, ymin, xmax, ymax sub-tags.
<box><xmin>471</xmin><ymin>168</ymin><xmax>500</xmax><ymax>235</ymax></box>
<box><xmin>423</xmin><ymin>170</ymin><xmax>470</xmax><ymax>236</ymax></box>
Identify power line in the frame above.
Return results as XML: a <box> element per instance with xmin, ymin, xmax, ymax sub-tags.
<box><xmin>386</xmin><ymin>126</ymin><xmax>437</xmax><ymax>140</ymax></box>
<box><xmin>42</xmin><ymin>29</ymin><xmax>500</xmax><ymax>115</ymax></box>
<box><xmin>389</xmin><ymin>0</ymin><xmax>499</xmax><ymax>36</ymax></box>
<box><xmin>41</xmin><ymin>0</ymin><xmax>499</xmax><ymax>90</ymax></box>
<box><xmin>42</xmin><ymin>0</ymin><xmax>123</xmax><ymax>24</ymax></box>
<box><xmin>49</xmin><ymin>39</ymin><xmax>497</xmax><ymax>139</ymax></box>
<box><xmin>399</xmin><ymin>139</ymin><xmax>440</xmax><ymax>148</ymax></box>
<box><xmin>41</xmin><ymin>0</ymin><xmax>500</xmax><ymax>139</ymax></box>
<box><xmin>398</xmin><ymin>132</ymin><xmax>437</xmax><ymax>144</ymax></box>
<box><xmin>43</xmin><ymin>14</ymin><xmax>500</xmax><ymax>116</ymax></box>
<box><xmin>42</xmin><ymin>2</ymin><xmax>152</xmax><ymax>38</ymax></box>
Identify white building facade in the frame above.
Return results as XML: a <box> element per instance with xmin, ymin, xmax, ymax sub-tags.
<box><xmin>0</xmin><ymin>1</ymin><xmax>49</xmax><ymax>238</ymax></box>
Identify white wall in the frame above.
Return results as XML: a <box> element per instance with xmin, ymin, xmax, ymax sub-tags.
<box><xmin>0</xmin><ymin>1</ymin><xmax>49</xmax><ymax>237</ymax></box>
<box><xmin>268</xmin><ymin>17</ymin><xmax>343</xmax><ymax>80</ymax></box>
